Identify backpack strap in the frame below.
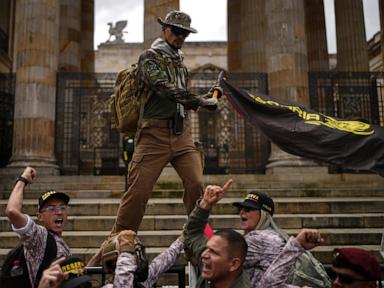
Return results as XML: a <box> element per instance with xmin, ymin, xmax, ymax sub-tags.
<box><xmin>136</xmin><ymin>48</ymin><xmax>163</xmax><ymax>130</ymax></box>
<box><xmin>33</xmin><ymin>232</ymin><xmax>57</xmax><ymax>287</ymax></box>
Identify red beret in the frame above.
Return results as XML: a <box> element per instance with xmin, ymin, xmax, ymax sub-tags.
<box><xmin>333</xmin><ymin>248</ymin><xmax>381</xmax><ymax>281</ymax></box>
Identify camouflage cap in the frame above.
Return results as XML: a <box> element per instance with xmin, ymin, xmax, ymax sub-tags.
<box><xmin>157</xmin><ymin>10</ymin><xmax>197</xmax><ymax>33</ymax></box>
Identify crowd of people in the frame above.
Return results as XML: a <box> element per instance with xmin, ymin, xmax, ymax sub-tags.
<box><xmin>2</xmin><ymin>9</ymin><xmax>383</xmax><ymax>288</ymax></box>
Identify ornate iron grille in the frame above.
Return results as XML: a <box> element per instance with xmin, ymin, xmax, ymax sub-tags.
<box><xmin>56</xmin><ymin>71</ymin><xmax>269</xmax><ymax>175</ymax></box>
<box><xmin>0</xmin><ymin>73</ymin><xmax>15</xmax><ymax>167</ymax></box>
<box><xmin>189</xmin><ymin>71</ymin><xmax>269</xmax><ymax>174</ymax></box>
<box><xmin>56</xmin><ymin>72</ymin><xmax>124</xmax><ymax>175</ymax></box>
<box><xmin>309</xmin><ymin>72</ymin><xmax>384</xmax><ymax>174</ymax></box>
<box><xmin>309</xmin><ymin>72</ymin><xmax>383</xmax><ymax>125</ymax></box>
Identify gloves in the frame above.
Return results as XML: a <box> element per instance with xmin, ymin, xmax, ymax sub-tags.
<box><xmin>101</xmin><ymin>230</ymin><xmax>141</xmax><ymax>273</ymax></box>
<box><xmin>200</xmin><ymin>96</ymin><xmax>218</xmax><ymax>111</ymax></box>
<box><xmin>209</xmin><ymin>86</ymin><xmax>224</xmax><ymax>98</ymax></box>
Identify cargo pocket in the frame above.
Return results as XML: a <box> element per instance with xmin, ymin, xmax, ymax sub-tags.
<box><xmin>127</xmin><ymin>153</ymin><xmax>145</xmax><ymax>185</ymax></box>
<box><xmin>194</xmin><ymin>141</ymin><xmax>205</xmax><ymax>171</ymax></box>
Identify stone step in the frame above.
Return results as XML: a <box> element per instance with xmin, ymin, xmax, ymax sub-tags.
<box><xmin>1</xmin><ymin>173</ymin><xmax>384</xmax><ymax>196</ymax></box>
<box><xmin>2</xmin><ymin>186</ymin><xmax>384</xmax><ymax>200</ymax></box>
<box><xmin>1</xmin><ymin>197</ymin><xmax>383</xmax><ymax>216</ymax></box>
<box><xmin>0</xmin><ymin>228</ymin><xmax>382</xmax><ymax>249</ymax></box>
<box><xmin>1</xmin><ymin>213</ymin><xmax>383</xmax><ymax>232</ymax></box>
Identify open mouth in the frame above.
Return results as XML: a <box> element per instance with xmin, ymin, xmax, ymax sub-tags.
<box><xmin>54</xmin><ymin>219</ymin><xmax>64</xmax><ymax>225</ymax></box>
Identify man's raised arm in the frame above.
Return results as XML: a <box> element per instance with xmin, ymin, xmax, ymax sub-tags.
<box><xmin>5</xmin><ymin>166</ymin><xmax>36</xmax><ymax>228</ymax></box>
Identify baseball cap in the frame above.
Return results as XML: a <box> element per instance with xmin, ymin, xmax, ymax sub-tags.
<box><xmin>59</xmin><ymin>255</ymin><xmax>92</xmax><ymax>288</ymax></box>
<box><xmin>38</xmin><ymin>190</ymin><xmax>70</xmax><ymax>212</ymax></box>
<box><xmin>233</xmin><ymin>191</ymin><xmax>275</xmax><ymax>215</ymax></box>
<box><xmin>333</xmin><ymin>248</ymin><xmax>381</xmax><ymax>283</ymax></box>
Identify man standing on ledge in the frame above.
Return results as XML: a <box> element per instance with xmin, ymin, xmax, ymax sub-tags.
<box><xmin>111</xmin><ymin>10</ymin><xmax>220</xmax><ymax>233</ymax></box>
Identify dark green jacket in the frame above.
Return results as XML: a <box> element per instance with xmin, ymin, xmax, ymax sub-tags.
<box><xmin>184</xmin><ymin>204</ymin><xmax>251</xmax><ymax>288</ymax></box>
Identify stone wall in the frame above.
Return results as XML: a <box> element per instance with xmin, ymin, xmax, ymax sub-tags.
<box><xmin>95</xmin><ymin>41</ymin><xmax>227</xmax><ymax>72</ymax></box>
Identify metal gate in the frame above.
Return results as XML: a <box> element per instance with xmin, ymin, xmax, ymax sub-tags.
<box><xmin>55</xmin><ymin>71</ymin><xmax>269</xmax><ymax>175</ymax></box>
<box><xmin>309</xmin><ymin>72</ymin><xmax>384</xmax><ymax>173</ymax></box>
<box><xmin>309</xmin><ymin>72</ymin><xmax>383</xmax><ymax>125</ymax></box>
<box><xmin>0</xmin><ymin>73</ymin><xmax>15</xmax><ymax>168</ymax></box>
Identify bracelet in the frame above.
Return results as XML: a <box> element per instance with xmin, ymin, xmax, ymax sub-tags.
<box><xmin>16</xmin><ymin>175</ymin><xmax>29</xmax><ymax>186</ymax></box>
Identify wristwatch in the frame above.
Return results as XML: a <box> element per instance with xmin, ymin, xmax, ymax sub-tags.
<box><xmin>16</xmin><ymin>175</ymin><xmax>29</xmax><ymax>186</ymax></box>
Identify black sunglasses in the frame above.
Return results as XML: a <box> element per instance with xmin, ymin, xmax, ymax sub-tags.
<box><xmin>170</xmin><ymin>26</ymin><xmax>190</xmax><ymax>38</ymax></box>
<box><xmin>237</xmin><ymin>206</ymin><xmax>257</xmax><ymax>213</ymax></box>
<box><xmin>328</xmin><ymin>269</ymin><xmax>369</xmax><ymax>284</ymax></box>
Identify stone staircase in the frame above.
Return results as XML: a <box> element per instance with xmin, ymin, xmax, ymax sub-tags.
<box><xmin>0</xmin><ymin>171</ymin><xmax>384</xmax><ymax>285</ymax></box>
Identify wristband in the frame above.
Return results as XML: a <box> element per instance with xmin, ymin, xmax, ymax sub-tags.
<box><xmin>16</xmin><ymin>175</ymin><xmax>29</xmax><ymax>186</ymax></box>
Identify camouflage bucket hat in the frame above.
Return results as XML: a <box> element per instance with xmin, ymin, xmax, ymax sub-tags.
<box><xmin>157</xmin><ymin>10</ymin><xmax>198</xmax><ymax>33</ymax></box>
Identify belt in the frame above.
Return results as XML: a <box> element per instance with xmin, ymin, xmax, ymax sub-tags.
<box><xmin>140</xmin><ymin>119</ymin><xmax>173</xmax><ymax>128</ymax></box>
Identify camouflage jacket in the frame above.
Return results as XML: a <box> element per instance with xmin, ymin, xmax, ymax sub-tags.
<box><xmin>257</xmin><ymin>236</ymin><xmax>305</xmax><ymax>288</ymax></box>
<box><xmin>102</xmin><ymin>238</ymin><xmax>184</xmax><ymax>288</ymax></box>
<box><xmin>12</xmin><ymin>215</ymin><xmax>71</xmax><ymax>287</ymax></box>
<box><xmin>137</xmin><ymin>38</ymin><xmax>201</xmax><ymax>120</ymax></box>
<box><xmin>244</xmin><ymin>228</ymin><xmax>287</xmax><ymax>287</ymax></box>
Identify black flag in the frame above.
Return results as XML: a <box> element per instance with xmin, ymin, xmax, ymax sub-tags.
<box><xmin>220</xmin><ymin>78</ymin><xmax>384</xmax><ymax>176</ymax></box>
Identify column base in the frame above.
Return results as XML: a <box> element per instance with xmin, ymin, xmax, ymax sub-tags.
<box><xmin>1</xmin><ymin>159</ymin><xmax>60</xmax><ymax>176</ymax></box>
<box><xmin>266</xmin><ymin>165</ymin><xmax>328</xmax><ymax>175</ymax></box>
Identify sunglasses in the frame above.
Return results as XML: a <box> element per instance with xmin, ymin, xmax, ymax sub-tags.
<box><xmin>170</xmin><ymin>26</ymin><xmax>190</xmax><ymax>38</ymax></box>
<box><xmin>328</xmin><ymin>269</ymin><xmax>370</xmax><ymax>284</ymax></box>
<box><xmin>237</xmin><ymin>206</ymin><xmax>257</xmax><ymax>213</ymax></box>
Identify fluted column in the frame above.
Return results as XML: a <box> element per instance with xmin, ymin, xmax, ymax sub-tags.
<box><xmin>305</xmin><ymin>0</ymin><xmax>329</xmax><ymax>71</ymax></box>
<box><xmin>144</xmin><ymin>0</ymin><xmax>179</xmax><ymax>50</ymax></box>
<box><xmin>8</xmin><ymin>0</ymin><xmax>60</xmax><ymax>173</ymax></box>
<box><xmin>80</xmin><ymin>0</ymin><xmax>95</xmax><ymax>72</ymax></box>
<box><xmin>241</xmin><ymin>0</ymin><xmax>266</xmax><ymax>72</ymax></box>
<box><xmin>380</xmin><ymin>0</ymin><xmax>384</xmax><ymax>71</ymax></box>
<box><xmin>335</xmin><ymin>0</ymin><xmax>369</xmax><ymax>71</ymax></box>
<box><xmin>59</xmin><ymin>0</ymin><xmax>81</xmax><ymax>71</ymax></box>
<box><xmin>227</xmin><ymin>0</ymin><xmax>242</xmax><ymax>71</ymax></box>
<box><xmin>265</xmin><ymin>0</ymin><xmax>318</xmax><ymax>172</ymax></box>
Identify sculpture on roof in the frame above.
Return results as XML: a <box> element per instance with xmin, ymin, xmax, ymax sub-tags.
<box><xmin>106</xmin><ymin>20</ymin><xmax>127</xmax><ymax>44</ymax></box>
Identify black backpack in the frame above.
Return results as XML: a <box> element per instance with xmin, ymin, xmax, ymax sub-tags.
<box><xmin>0</xmin><ymin>232</ymin><xmax>57</xmax><ymax>288</ymax></box>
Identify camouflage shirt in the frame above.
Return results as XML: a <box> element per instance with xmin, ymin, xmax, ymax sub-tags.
<box><xmin>102</xmin><ymin>238</ymin><xmax>184</xmax><ymax>288</ymax></box>
<box><xmin>12</xmin><ymin>214</ymin><xmax>71</xmax><ymax>287</ymax></box>
<box><xmin>244</xmin><ymin>229</ymin><xmax>287</xmax><ymax>287</ymax></box>
<box><xmin>257</xmin><ymin>236</ymin><xmax>305</xmax><ymax>288</ymax></box>
<box><xmin>137</xmin><ymin>38</ymin><xmax>201</xmax><ymax>120</ymax></box>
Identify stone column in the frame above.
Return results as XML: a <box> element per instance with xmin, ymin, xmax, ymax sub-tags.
<box><xmin>241</xmin><ymin>0</ymin><xmax>266</xmax><ymax>72</ymax></box>
<box><xmin>335</xmin><ymin>0</ymin><xmax>369</xmax><ymax>71</ymax></box>
<box><xmin>7</xmin><ymin>0</ymin><xmax>60</xmax><ymax>173</ymax></box>
<box><xmin>144</xmin><ymin>0</ymin><xmax>179</xmax><ymax>50</ymax></box>
<box><xmin>304</xmin><ymin>0</ymin><xmax>329</xmax><ymax>71</ymax></box>
<box><xmin>379</xmin><ymin>0</ymin><xmax>384</xmax><ymax>70</ymax></box>
<box><xmin>227</xmin><ymin>0</ymin><xmax>242</xmax><ymax>72</ymax></box>
<box><xmin>59</xmin><ymin>0</ymin><xmax>81</xmax><ymax>71</ymax></box>
<box><xmin>265</xmin><ymin>0</ymin><xmax>320</xmax><ymax>173</ymax></box>
<box><xmin>80</xmin><ymin>0</ymin><xmax>95</xmax><ymax>72</ymax></box>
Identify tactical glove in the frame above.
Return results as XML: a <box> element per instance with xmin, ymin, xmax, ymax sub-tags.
<box><xmin>200</xmin><ymin>97</ymin><xmax>218</xmax><ymax>111</ymax></box>
<box><xmin>209</xmin><ymin>86</ymin><xmax>224</xmax><ymax>98</ymax></box>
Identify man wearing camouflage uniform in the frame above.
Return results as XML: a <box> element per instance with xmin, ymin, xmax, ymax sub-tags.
<box><xmin>111</xmin><ymin>10</ymin><xmax>219</xmax><ymax>233</ymax></box>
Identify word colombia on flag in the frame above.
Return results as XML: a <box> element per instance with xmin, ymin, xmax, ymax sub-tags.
<box><xmin>220</xmin><ymin>77</ymin><xmax>384</xmax><ymax>176</ymax></box>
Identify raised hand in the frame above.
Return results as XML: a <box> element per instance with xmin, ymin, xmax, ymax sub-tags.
<box><xmin>21</xmin><ymin>166</ymin><xmax>36</xmax><ymax>184</ymax></box>
<box><xmin>200</xmin><ymin>179</ymin><xmax>233</xmax><ymax>210</ymax></box>
<box><xmin>295</xmin><ymin>228</ymin><xmax>323</xmax><ymax>250</ymax></box>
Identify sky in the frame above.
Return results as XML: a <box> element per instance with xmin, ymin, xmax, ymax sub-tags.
<box><xmin>95</xmin><ymin>0</ymin><xmax>380</xmax><ymax>54</ymax></box>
